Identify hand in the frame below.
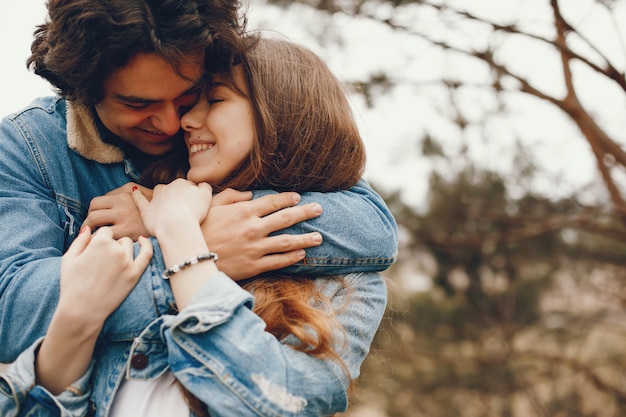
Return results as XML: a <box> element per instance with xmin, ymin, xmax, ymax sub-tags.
<box><xmin>38</xmin><ymin>226</ymin><xmax>152</xmax><ymax>395</ymax></box>
<box><xmin>83</xmin><ymin>182</ymin><xmax>153</xmax><ymax>241</ymax></box>
<box><xmin>59</xmin><ymin>226</ymin><xmax>153</xmax><ymax>328</ymax></box>
<box><xmin>132</xmin><ymin>178</ymin><xmax>213</xmax><ymax>238</ymax></box>
<box><xmin>201</xmin><ymin>189</ymin><xmax>324</xmax><ymax>280</ymax></box>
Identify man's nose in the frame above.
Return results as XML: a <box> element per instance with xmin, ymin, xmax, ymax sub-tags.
<box><xmin>151</xmin><ymin>103</ymin><xmax>181</xmax><ymax>136</ymax></box>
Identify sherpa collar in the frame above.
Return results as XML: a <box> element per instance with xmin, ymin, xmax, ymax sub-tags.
<box><xmin>66</xmin><ymin>101</ymin><xmax>125</xmax><ymax>163</ymax></box>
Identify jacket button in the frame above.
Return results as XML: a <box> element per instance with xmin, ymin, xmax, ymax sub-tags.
<box><xmin>131</xmin><ymin>353</ymin><xmax>149</xmax><ymax>370</ymax></box>
<box><xmin>86</xmin><ymin>400</ymin><xmax>96</xmax><ymax>417</ymax></box>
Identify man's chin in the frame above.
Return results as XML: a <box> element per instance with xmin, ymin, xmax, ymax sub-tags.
<box><xmin>135</xmin><ymin>140</ymin><xmax>178</xmax><ymax>156</ymax></box>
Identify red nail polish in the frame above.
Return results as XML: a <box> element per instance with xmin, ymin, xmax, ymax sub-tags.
<box><xmin>132</xmin><ymin>186</ymin><xmax>138</xmax><ymax>192</ymax></box>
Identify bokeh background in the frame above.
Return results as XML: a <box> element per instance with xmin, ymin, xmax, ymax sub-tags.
<box><xmin>3</xmin><ymin>1</ymin><xmax>626</xmax><ymax>416</ymax></box>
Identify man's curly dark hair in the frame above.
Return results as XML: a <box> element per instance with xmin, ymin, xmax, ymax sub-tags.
<box><xmin>28</xmin><ymin>0</ymin><xmax>248</xmax><ymax>106</ymax></box>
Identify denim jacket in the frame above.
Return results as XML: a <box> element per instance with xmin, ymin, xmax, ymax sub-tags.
<box><xmin>1</xmin><ymin>253</ymin><xmax>387</xmax><ymax>416</ymax></box>
<box><xmin>0</xmin><ymin>96</ymin><xmax>396</xmax><ymax>415</ymax></box>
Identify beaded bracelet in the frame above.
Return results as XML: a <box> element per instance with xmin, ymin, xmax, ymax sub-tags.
<box><xmin>162</xmin><ymin>252</ymin><xmax>219</xmax><ymax>279</ymax></box>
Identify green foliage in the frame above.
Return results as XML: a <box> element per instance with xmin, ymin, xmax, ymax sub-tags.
<box><xmin>359</xmin><ymin>164</ymin><xmax>626</xmax><ymax>416</ymax></box>
<box><xmin>258</xmin><ymin>1</ymin><xmax>626</xmax><ymax>415</ymax></box>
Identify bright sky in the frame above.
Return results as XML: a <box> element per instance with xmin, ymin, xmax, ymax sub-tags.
<box><xmin>0</xmin><ymin>1</ymin><xmax>51</xmax><ymax>114</ymax></box>
<box><xmin>1</xmin><ymin>1</ymin><xmax>624</xmax><ymax>210</ymax></box>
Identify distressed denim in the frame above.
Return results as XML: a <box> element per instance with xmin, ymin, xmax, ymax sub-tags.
<box><xmin>0</xmin><ymin>96</ymin><xmax>396</xmax><ymax>415</ymax></box>
<box><xmin>1</xmin><ymin>251</ymin><xmax>387</xmax><ymax>416</ymax></box>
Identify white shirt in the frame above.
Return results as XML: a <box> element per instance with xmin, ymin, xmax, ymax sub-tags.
<box><xmin>110</xmin><ymin>372</ymin><xmax>189</xmax><ymax>417</ymax></box>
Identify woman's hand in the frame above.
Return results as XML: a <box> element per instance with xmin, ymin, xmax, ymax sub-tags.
<box><xmin>36</xmin><ymin>225</ymin><xmax>153</xmax><ymax>395</ymax></box>
<box><xmin>59</xmin><ymin>226</ymin><xmax>153</xmax><ymax>328</ymax></box>
<box><xmin>132</xmin><ymin>178</ymin><xmax>213</xmax><ymax>238</ymax></box>
<box><xmin>133</xmin><ymin>179</ymin><xmax>217</xmax><ymax>310</ymax></box>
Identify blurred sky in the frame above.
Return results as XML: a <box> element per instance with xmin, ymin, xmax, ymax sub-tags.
<box><xmin>2</xmin><ymin>1</ymin><xmax>625</xmax><ymax>211</ymax></box>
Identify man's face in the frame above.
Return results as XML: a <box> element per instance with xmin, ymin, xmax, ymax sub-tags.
<box><xmin>95</xmin><ymin>52</ymin><xmax>204</xmax><ymax>156</ymax></box>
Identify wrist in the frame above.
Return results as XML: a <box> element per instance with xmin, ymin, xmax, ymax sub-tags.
<box><xmin>162</xmin><ymin>252</ymin><xmax>218</xmax><ymax>279</ymax></box>
<box><xmin>153</xmin><ymin>217</ymin><xmax>200</xmax><ymax>242</ymax></box>
<box><xmin>156</xmin><ymin>221</ymin><xmax>210</xmax><ymax>266</ymax></box>
<box><xmin>50</xmin><ymin>303</ymin><xmax>103</xmax><ymax>342</ymax></box>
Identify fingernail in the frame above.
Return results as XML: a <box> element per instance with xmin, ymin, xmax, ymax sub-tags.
<box><xmin>312</xmin><ymin>203</ymin><xmax>322</xmax><ymax>215</ymax></box>
<box><xmin>79</xmin><ymin>225</ymin><xmax>87</xmax><ymax>234</ymax></box>
<box><xmin>296</xmin><ymin>249</ymin><xmax>306</xmax><ymax>258</ymax></box>
<box><xmin>132</xmin><ymin>186</ymin><xmax>138</xmax><ymax>192</ymax></box>
<box><xmin>293</xmin><ymin>194</ymin><xmax>301</xmax><ymax>204</ymax></box>
<box><xmin>311</xmin><ymin>232</ymin><xmax>322</xmax><ymax>243</ymax></box>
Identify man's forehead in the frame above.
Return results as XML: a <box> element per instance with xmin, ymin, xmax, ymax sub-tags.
<box><xmin>104</xmin><ymin>52</ymin><xmax>204</xmax><ymax>101</ymax></box>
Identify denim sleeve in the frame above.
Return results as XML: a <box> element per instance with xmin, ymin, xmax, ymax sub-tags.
<box><xmin>0</xmin><ymin>115</ymin><xmax>169</xmax><ymax>363</ymax></box>
<box><xmin>159</xmin><ymin>271</ymin><xmax>387</xmax><ymax>416</ymax></box>
<box><xmin>0</xmin><ymin>338</ymin><xmax>93</xmax><ymax>417</ymax></box>
<box><xmin>252</xmin><ymin>179</ymin><xmax>398</xmax><ymax>274</ymax></box>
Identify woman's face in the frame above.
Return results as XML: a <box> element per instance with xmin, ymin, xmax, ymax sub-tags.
<box><xmin>181</xmin><ymin>66</ymin><xmax>255</xmax><ymax>184</ymax></box>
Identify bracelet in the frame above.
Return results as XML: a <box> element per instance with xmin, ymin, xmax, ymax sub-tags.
<box><xmin>162</xmin><ymin>252</ymin><xmax>219</xmax><ymax>279</ymax></box>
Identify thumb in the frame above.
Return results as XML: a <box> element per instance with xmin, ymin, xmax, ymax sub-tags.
<box><xmin>198</xmin><ymin>182</ymin><xmax>213</xmax><ymax>194</ymax></box>
<box><xmin>131</xmin><ymin>185</ymin><xmax>149</xmax><ymax>214</ymax></box>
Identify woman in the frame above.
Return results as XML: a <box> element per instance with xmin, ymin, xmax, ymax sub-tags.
<box><xmin>1</xmin><ymin>36</ymin><xmax>390</xmax><ymax>416</ymax></box>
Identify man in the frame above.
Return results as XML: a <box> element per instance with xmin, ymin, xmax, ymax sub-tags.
<box><xmin>0</xmin><ymin>0</ymin><xmax>397</xmax><ymax>369</ymax></box>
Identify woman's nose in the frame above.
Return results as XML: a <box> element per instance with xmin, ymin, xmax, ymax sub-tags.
<box><xmin>181</xmin><ymin>100</ymin><xmax>209</xmax><ymax>132</ymax></box>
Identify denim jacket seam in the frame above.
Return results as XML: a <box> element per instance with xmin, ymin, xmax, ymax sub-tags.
<box><xmin>300</xmin><ymin>256</ymin><xmax>396</xmax><ymax>266</ymax></box>
<box><xmin>11</xmin><ymin>116</ymin><xmax>55</xmax><ymax>193</ymax></box>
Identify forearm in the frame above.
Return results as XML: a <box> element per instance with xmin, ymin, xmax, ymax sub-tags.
<box><xmin>0</xmin><ymin>337</ymin><xmax>93</xmax><ymax>417</ymax></box>
<box><xmin>0</xmin><ymin>234</ymin><xmax>170</xmax><ymax>360</ymax></box>
<box><xmin>35</xmin><ymin>308</ymin><xmax>101</xmax><ymax>395</ymax></box>
<box><xmin>155</xmin><ymin>219</ymin><xmax>217</xmax><ymax>311</ymax></box>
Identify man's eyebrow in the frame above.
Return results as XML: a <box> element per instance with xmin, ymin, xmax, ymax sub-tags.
<box><xmin>115</xmin><ymin>84</ymin><xmax>203</xmax><ymax>104</ymax></box>
<box><xmin>115</xmin><ymin>94</ymin><xmax>160</xmax><ymax>104</ymax></box>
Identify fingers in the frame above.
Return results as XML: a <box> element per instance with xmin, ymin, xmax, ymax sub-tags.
<box><xmin>258</xmin><ymin>250</ymin><xmax>309</xmax><ymax>273</ymax></box>
<box><xmin>263</xmin><ymin>232</ymin><xmax>323</xmax><ymax>253</ymax></box>
<box><xmin>82</xmin><ymin>209</ymin><xmax>111</xmax><ymax>230</ymax></box>
<box><xmin>85</xmin><ymin>192</ymin><xmax>136</xmax><ymax>229</ymax></box>
<box><xmin>87</xmin><ymin>194</ymin><xmax>113</xmax><ymax>212</ymax></box>
<box><xmin>134</xmin><ymin>236</ymin><xmax>154</xmax><ymax>272</ymax></box>
<box><xmin>92</xmin><ymin>225</ymin><xmax>114</xmax><ymax>240</ymax></box>
<box><xmin>214</xmin><ymin>232</ymin><xmax>322</xmax><ymax>281</ymax></box>
<box><xmin>198</xmin><ymin>182</ymin><xmax>212</xmax><ymax>192</ymax></box>
<box><xmin>65</xmin><ymin>225</ymin><xmax>92</xmax><ymax>256</ymax></box>
<box><xmin>197</xmin><ymin>182</ymin><xmax>213</xmax><ymax>205</ymax></box>
<box><xmin>131</xmin><ymin>185</ymin><xmax>149</xmax><ymax>213</ymax></box>
<box><xmin>247</xmin><ymin>192</ymin><xmax>302</xmax><ymax>218</ymax></box>
<box><xmin>211</xmin><ymin>188</ymin><xmax>253</xmax><ymax>206</ymax></box>
<box><xmin>261</xmin><ymin>202</ymin><xmax>322</xmax><ymax>232</ymax></box>
<box><xmin>229</xmin><ymin>250</ymin><xmax>309</xmax><ymax>280</ymax></box>
<box><xmin>104</xmin><ymin>182</ymin><xmax>146</xmax><ymax>196</ymax></box>
<box><xmin>117</xmin><ymin>236</ymin><xmax>134</xmax><ymax>254</ymax></box>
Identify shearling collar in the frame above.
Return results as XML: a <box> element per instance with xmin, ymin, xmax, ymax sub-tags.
<box><xmin>66</xmin><ymin>101</ymin><xmax>125</xmax><ymax>163</ymax></box>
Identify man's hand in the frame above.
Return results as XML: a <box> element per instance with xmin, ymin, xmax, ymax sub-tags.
<box><xmin>202</xmin><ymin>189</ymin><xmax>323</xmax><ymax>280</ymax></box>
<box><xmin>83</xmin><ymin>182</ymin><xmax>153</xmax><ymax>241</ymax></box>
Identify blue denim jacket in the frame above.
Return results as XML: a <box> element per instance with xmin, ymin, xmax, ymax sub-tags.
<box><xmin>0</xmin><ymin>96</ymin><xmax>396</xmax><ymax>415</ymax></box>
<box><xmin>1</xmin><ymin>257</ymin><xmax>386</xmax><ymax>416</ymax></box>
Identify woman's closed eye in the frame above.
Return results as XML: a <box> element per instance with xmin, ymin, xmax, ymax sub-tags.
<box><xmin>208</xmin><ymin>97</ymin><xmax>225</xmax><ymax>105</ymax></box>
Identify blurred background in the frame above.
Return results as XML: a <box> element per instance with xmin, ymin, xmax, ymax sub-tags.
<box><xmin>3</xmin><ymin>1</ymin><xmax>626</xmax><ymax>416</ymax></box>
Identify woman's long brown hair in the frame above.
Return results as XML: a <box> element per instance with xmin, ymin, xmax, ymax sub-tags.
<box><xmin>143</xmin><ymin>36</ymin><xmax>366</xmax><ymax>416</ymax></box>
